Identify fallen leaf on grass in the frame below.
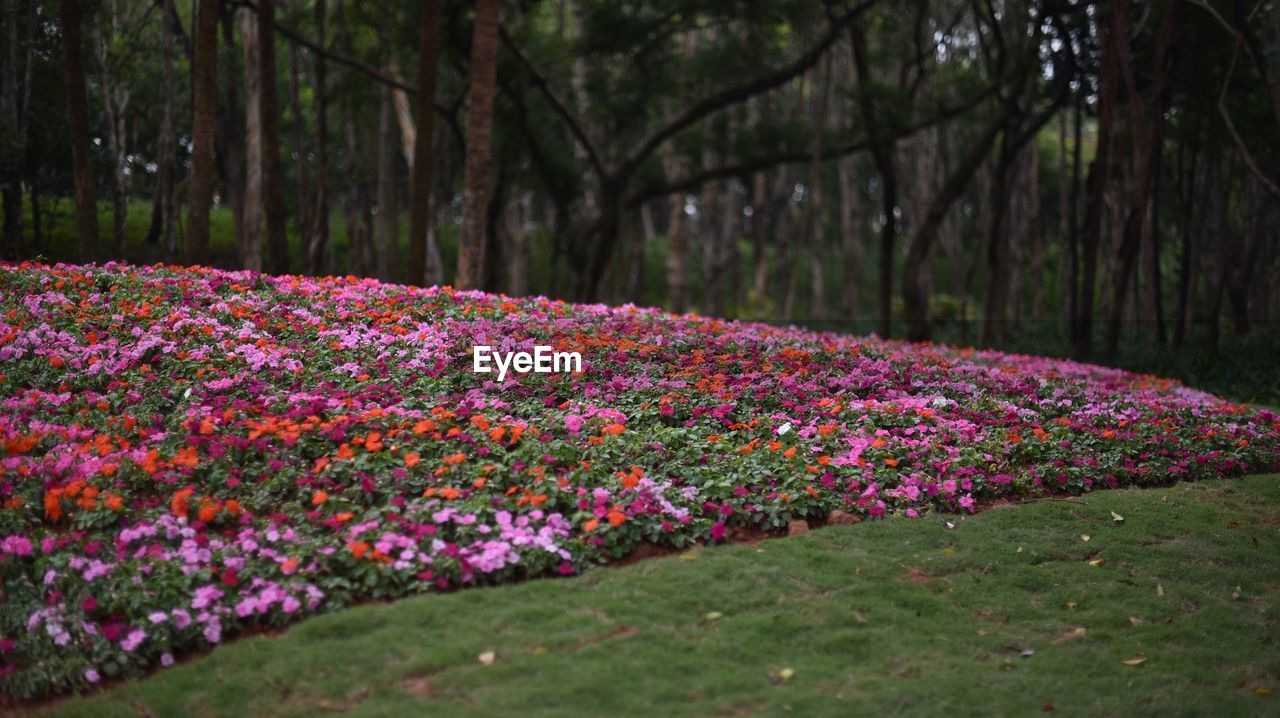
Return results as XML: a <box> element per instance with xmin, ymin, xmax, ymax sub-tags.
<box><xmin>1157</xmin><ymin>583</ymin><xmax>1165</xmax><ymax>597</ymax></box>
<box><xmin>1128</xmin><ymin>616</ymin><xmax>1145</xmax><ymax>626</ymax></box>
<box><xmin>767</xmin><ymin>668</ymin><xmax>796</xmax><ymax>684</ymax></box>
<box><xmin>1111</xmin><ymin>511</ymin><xmax>1125</xmax><ymax>523</ymax></box>
<box><xmin>478</xmin><ymin>651</ymin><xmax>496</xmax><ymax>666</ymax></box>
<box><xmin>1232</xmin><ymin>585</ymin><xmax>1243</xmax><ymax>600</ymax></box>
<box><xmin>1088</xmin><ymin>558</ymin><xmax>1105</xmax><ymax>567</ymax></box>
<box><xmin>1020</xmin><ymin>648</ymin><xmax>1036</xmax><ymax>658</ymax></box>
<box><xmin>704</xmin><ymin>611</ymin><xmax>724</xmax><ymax>622</ymax></box>
<box><xmin>1080</xmin><ymin>534</ymin><xmax>1091</xmax><ymax>542</ymax></box>
<box><xmin>1256</xmin><ymin>687</ymin><xmax>1273</xmax><ymax>696</ymax></box>
<box><xmin>1121</xmin><ymin>656</ymin><xmax>1147</xmax><ymax>667</ymax></box>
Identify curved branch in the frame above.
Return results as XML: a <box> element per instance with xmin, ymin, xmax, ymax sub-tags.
<box><xmin>498</xmin><ymin>24</ymin><xmax>606</xmax><ymax>179</ymax></box>
<box><xmin>612</xmin><ymin>0</ymin><xmax>879</xmax><ymax>185</ymax></box>
<box><xmin>625</xmin><ymin>78</ymin><xmax>998</xmax><ymax>206</ymax></box>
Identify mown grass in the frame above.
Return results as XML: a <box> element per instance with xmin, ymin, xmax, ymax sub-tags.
<box><xmin>25</xmin><ymin>474</ymin><xmax>1280</xmax><ymax>717</ymax></box>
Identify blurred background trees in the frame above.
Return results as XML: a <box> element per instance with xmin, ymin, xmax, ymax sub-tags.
<box><xmin>1</xmin><ymin>0</ymin><xmax>1279</xmax><ymax>398</ymax></box>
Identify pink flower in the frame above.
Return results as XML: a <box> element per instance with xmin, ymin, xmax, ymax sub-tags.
<box><xmin>710</xmin><ymin>522</ymin><xmax>727</xmax><ymax>541</ymax></box>
<box><xmin>1</xmin><ymin>535</ymin><xmax>32</xmax><ymax>557</ymax></box>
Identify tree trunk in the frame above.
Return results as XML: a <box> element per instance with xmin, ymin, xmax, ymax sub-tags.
<box><xmin>838</xmin><ymin>157</ymin><xmax>862</xmax><ymax>318</ymax></box>
<box><xmin>152</xmin><ymin>0</ymin><xmax>180</xmax><ymax>261</ymax></box>
<box><xmin>94</xmin><ymin>12</ymin><xmax>130</xmax><ymax>260</ymax></box>
<box><xmin>1</xmin><ymin>0</ymin><xmax>29</xmax><ymax>260</ymax></box>
<box><xmin>1103</xmin><ymin>0</ymin><xmax>1178</xmax><ymax>358</ymax></box>
<box><xmin>851</xmin><ymin>24</ymin><xmax>897</xmax><ymax>338</ymax></box>
<box><xmin>902</xmin><ymin>111</ymin><xmax>1006</xmax><ymax>342</ymax></box>
<box><xmin>665</xmin><ymin>179</ymin><xmax>689</xmax><ymax>313</ymax></box>
<box><xmin>240</xmin><ymin>10</ymin><xmax>264</xmax><ymax>271</ymax></box>
<box><xmin>376</xmin><ymin>83</ymin><xmax>400</xmax><ymax>281</ymax></box>
<box><xmin>456</xmin><ymin>0</ymin><xmax>501</xmax><ymax>290</ymax></box>
<box><xmin>306</xmin><ymin>0</ymin><xmax>329</xmax><ymax>275</ymax></box>
<box><xmin>187</xmin><ymin>0</ymin><xmax>219</xmax><ymax>265</ymax></box>
<box><xmin>218</xmin><ymin>7</ymin><xmax>245</xmax><ymax>257</ymax></box>
<box><xmin>1076</xmin><ymin>4</ymin><xmax>1121</xmax><ymax>360</ymax></box>
<box><xmin>260</xmin><ymin>0</ymin><xmax>287</xmax><ymax>274</ymax></box>
<box><xmin>408</xmin><ymin>0</ymin><xmax>442</xmax><ymax>286</ymax></box>
<box><xmin>1066</xmin><ymin>93</ymin><xmax>1082</xmax><ymax>342</ymax></box>
<box><xmin>59</xmin><ymin>0</ymin><xmax>100</xmax><ymax>262</ymax></box>
<box><xmin>1172</xmin><ymin>121</ymin><xmax>1202</xmax><ymax>349</ymax></box>
<box><xmin>288</xmin><ymin>41</ymin><xmax>309</xmax><ymax>262</ymax></box>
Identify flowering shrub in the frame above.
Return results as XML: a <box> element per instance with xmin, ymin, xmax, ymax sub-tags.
<box><xmin>0</xmin><ymin>261</ymin><xmax>1277</xmax><ymax>697</ymax></box>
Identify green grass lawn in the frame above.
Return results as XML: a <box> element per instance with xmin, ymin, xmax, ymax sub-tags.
<box><xmin>26</xmin><ymin>475</ymin><xmax>1280</xmax><ymax>717</ymax></box>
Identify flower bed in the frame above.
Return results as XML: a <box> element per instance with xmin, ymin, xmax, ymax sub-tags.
<box><xmin>1</xmin><ymin>261</ymin><xmax>1277</xmax><ymax>698</ymax></box>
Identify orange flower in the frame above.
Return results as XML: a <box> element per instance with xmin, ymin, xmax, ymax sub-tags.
<box><xmin>783</xmin><ymin>447</ymin><xmax>797</xmax><ymax>459</ymax></box>
<box><xmin>337</xmin><ymin>443</ymin><xmax>354</xmax><ymax>460</ymax></box>
<box><xmin>488</xmin><ymin>426</ymin><xmax>506</xmax><ymax>442</ymax></box>
<box><xmin>439</xmin><ymin>487</ymin><xmax>461</xmax><ymax>500</ymax></box>
<box><xmin>411</xmin><ymin>419</ymin><xmax>436</xmax><ymax>435</ymax></box>
<box><xmin>403</xmin><ymin>452</ymin><xmax>421</xmax><ymax>468</ymax></box>
<box><xmin>365</xmin><ymin>432</ymin><xmax>384</xmax><ymax>452</ymax></box>
<box><xmin>443</xmin><ymin>452</ymin><xmax>466</xmax><ymax>465</ymax></box>
<box><xmin>618</xmin><ymin>466</ymin><xmax>642</xmax><ymax>490</ymax></box>
<box><xmin>348</xmin><ymin>541</ymin><xmax>371</xmax><ymax>559</ymax></box>
<box><xmin>884</xmin><ymin>458</ymin><xmax>899</xmax><ymax>467</ymax></box>
<box><xmin>198</xmin><ymin>500</ymin><xmax>219</xmax><ymax>522</ymax></box>
<box><xmin>583</xmin><ymin>519</ymin><xmax>600</xmax><ymax>532</ymax></box>
<box><xmin>224</xmin><ymin>499</ymin><xmax>242</xmax><ymax>516</ymax></box>
<box><xmin>311</xmin><ymin>490</ymin><xmax>328</xmax><ymax>506</ymax></box>
<box><xmin>172</xmin><ymin>446</ymin><xmax>199</xmax><ymax>469</ymax></box>
<box><xmin>170</xmin><ymin>487</ymin><xmax>195</xmax><ymax>517</ymax></box>
<box><xmin>607</xmin><ymin>509</ymin><xmax>627</xmax><ymax>527</ymax></box>
<box><xmin>600</xmin><ymin>423</ymin><xmax>626</xmax><ymax>436</ymax></box>
<box><xmin>43</xmin><ymin>490</ymin><xmax>63</xmax><ymax>521</ymax></box>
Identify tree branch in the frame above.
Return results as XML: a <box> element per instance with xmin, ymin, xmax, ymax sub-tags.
<box><xmin>1218</xmin><ymin>39</ymin><xmax>1280</xmax><ymax>202</ymax></box>
<box><xmin>226</xmin><ymin>0</ymin><xmax>453</xmax><ymax>124</ymax></box>
<box><xmin>625</xmin><ymin>79</ymin><xmax>998</xmax><ymax>206</ymax></box>
<box><xmin>612</xmin><ymin>0</ymin><xmax>880</xmax><ymax>185</ymax></box>
<box><xmin>497</xmin><ymin>24</ymin><xmax>606</xmax><ymax>179</ymax></box>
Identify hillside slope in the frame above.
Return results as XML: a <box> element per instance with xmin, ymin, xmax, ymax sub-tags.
<box><xmin>2</xmin><ymin>262</ymin><xmax>1277</xmax><ymax>697</ymax></box>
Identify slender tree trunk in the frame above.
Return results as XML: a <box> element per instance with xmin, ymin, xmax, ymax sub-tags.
<box><xmin>29</xmin><ymin>187</ymin><xmax>42</xmax><ymax>251</ymax></box>
<box><xmin>306</xmin><ymin>0</ymin><xmax>329</xmax><ymax>275</ymax></box>
<box><xmin>218</xmin><ymin>7</ymin><xmax>245</xmax><ymax>255</ymax></box>
<box><xmin>187</xmin><ymin>0</ymin><xmax>219</xmax><ymax>265</ymax></box>
<box><xmin>851</xmin><ymin>24</ymin><xmax>897</xmax><ymax>338</ymax></box>
<box><xmin>902</xmin><ymin>111</ymin><xmax>1007</xmax><ymax>342</ymax></box>
<box><xmin>749</xmin><ymin>171</ymin><xmax>770</xmax><ymax>307</ymax></box>
<box><xmin>408</xmin><ymin>0</ymin><xmax>442</xmax><ymax>286</ymax></box>
<box><xmin>1067</xmin><ymin>92</ymin><xmax>1082</xmax><ymax>342</ymax></box>
<box><xmin>665</xmin><ymin>178</ymin><xmax>689</xmax><ymax>313</ymax></box>
<box><xmin>1</xmin><ymin>0</ymin><xmax>28</xmax><ymax>259</ymax></box>
<box><xmin>838</xmin><ymin>157</ymin><xmax>862</xmax><ymax>317</ymax></box>
<box><xmin>456</xmin><ymin>0</ymin><xmax>501</xmax><ymax>290</ymax></box>
<box><xmin>376</xmin><ymin>83</ymin><xmax>399</xmax><ymax>281</ymax></box>
<box><xmin>59</xmin><ymin>0</ymin><xmax>100</xmax><ymax>262</ymax></box>
<box><xmin>1172</xmin><ymin>121</ymin><xmax>1201</xmax><ymax>349</ymax></box>
<box><xmin>288</xmin><ymin>41</ymin><xmax>309</xmax><ymax>261</ymax></box>
<box><xmin>240</xmin><ymin>10</ymin><xmax>264</xmax><ymax>271</ymax></box>
<box><xmin>153</xmin><ymin>0</ymin><xmax>180</xmax><ymax>261</ymax></box>
<box><xmin>980</xmin><ymin>143</ymin><xmax>1014</xmax><ymax>346</ymax></box>
<box><xmin>1103</xmin><ymin>0</ymin><xmax>1178</xmax><ymax>358</ymax></box>
<box><xmin>260</xmin><ymin>0</ymin><xmax>287</xmax><ymax>274</ymax></box>
<box><xmin>1076</xmin><ymin>4</ymin><xmax>1122</xmax><ymax>360</ymax></box>
<box><xmin>94</xmin><ymin>12</ymin><xmax>129</xmax><ymax>260</ymax></box>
